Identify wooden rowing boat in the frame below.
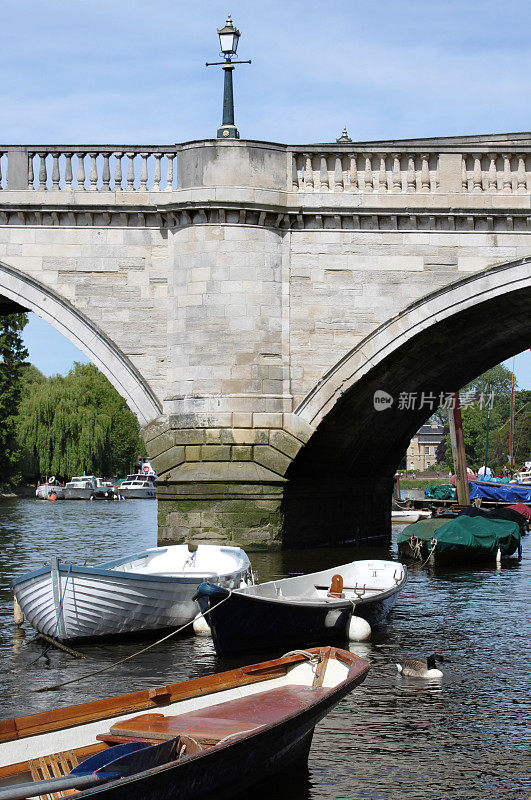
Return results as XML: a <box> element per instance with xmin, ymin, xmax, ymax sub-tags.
<box><xmin>13</xmin><ymin>544</ymin><xmax>253</xmax><ymax>642</ymax></box>
<box><xmin>0</xmin><ymin>646</ymin><xmax>369</xmax><ymax>800</ymax></box>
<box><xmin>196</xmin><ymin>559</ymin><xmax>407</xmax><ymax>656</ymax></box>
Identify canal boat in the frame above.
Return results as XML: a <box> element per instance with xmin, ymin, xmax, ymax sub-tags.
<box><xmin>13</xmin><ymin>545</ymin><xmax>253</xmax><ymax>643</ymax></box>
<box><xmin>0</xmin><ymin>647</ymin><xmax>369</xmax><ymax>800</ymax></box>
<box><xmin>195</xmin><ymin>559</ymin><xmax>407</xmax><ymax>656</ymax></box>
<box><xmin>397</xmin><ymin>515</ymin><xmax>522</xmax><ymax>565</ymax></box>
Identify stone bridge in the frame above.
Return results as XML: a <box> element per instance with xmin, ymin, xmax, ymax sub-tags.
<box><xmin>0</xmin><ymin>132</ymin><xmax>530</xmax><ymax>549</ymax></box>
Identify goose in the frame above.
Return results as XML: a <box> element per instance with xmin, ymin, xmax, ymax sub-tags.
<box><xmin>396</xmin><ymin>653</ymin><xmax>446</xmax><ymax>678</ymax></box>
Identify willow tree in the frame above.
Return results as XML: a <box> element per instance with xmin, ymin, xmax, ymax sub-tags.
<box><xmin>0</xmin><ymin>313</ymin><xmax>29</xmax><ymax>484</ymax></box>
<box><xmin>17</xmin><ymin>362</ymin><xmax>146</xmax><ymax>479</ymax></box>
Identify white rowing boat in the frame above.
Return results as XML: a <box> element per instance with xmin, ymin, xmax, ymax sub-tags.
<box><xmin>13</xmin><ymin>545</ymin><xmax>253</xmax><ymax>643</ymax></box>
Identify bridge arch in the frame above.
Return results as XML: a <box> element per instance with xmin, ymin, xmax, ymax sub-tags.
<box><xmin>0</xmin><ymin>261</ymin><xmax>162</xmax><ymax>426</ymax></box>
<box><xmin>282</xmin><ymin>257</ymin><xmax>531</xmax><ymax>545</ymax></box>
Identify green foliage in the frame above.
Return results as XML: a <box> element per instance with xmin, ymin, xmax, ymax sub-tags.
<box><xmin>437</xmin><ymin>366</ymin><xmax>530</xmax><ymax>473</ymax></box>
<box><xmin>16</xmin><ymin>362</ymin><xmax>146</xmax><ymax>479</ymax></box>
<box><xmin>0</xmin><ymin>314</ymin><xmax>29</xmax><ymax>484</ymax></box>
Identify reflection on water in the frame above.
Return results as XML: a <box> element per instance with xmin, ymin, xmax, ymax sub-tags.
<box><xmin>0</xmin><ymin>498</ymin><xmax>529</xmax><ymax>799</ymax></box>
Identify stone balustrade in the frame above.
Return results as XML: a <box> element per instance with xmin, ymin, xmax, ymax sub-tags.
<box><xmin>0</xmin><ymin>141</ymin><xmax>529</xmax><ymax>195</ymax></box>
<box><xmin>0</xmin><ymin>146</ymin><xmax>180</xmax><ymax>191</ymax></box>
<box><xmin>288</xmin><ymin>147</ymin><xmax>530</xmax><ymax>194</ymax></box>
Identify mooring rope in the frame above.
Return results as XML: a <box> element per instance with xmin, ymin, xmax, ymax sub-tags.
<box><xmin>32</xmin><ymin>589</ymin><xmax>233</xmax><ymax>693</ymax></box>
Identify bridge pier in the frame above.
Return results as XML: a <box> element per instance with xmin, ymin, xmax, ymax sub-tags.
<box><xmin>144</xmin><ymin>415</ymin><xmax>393</xmax><ymax>550</ymax></box>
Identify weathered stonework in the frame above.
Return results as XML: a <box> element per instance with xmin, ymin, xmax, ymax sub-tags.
<box><xmin>0</xmin><ymin>135</ymin><xmax>530</xmax><ymax>547</ymax></box>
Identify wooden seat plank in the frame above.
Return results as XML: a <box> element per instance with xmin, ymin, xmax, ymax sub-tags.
<box><xmin>111</xmin><ymin>686</ymin><xmax>326</xmax><ymax>744</ymax></box>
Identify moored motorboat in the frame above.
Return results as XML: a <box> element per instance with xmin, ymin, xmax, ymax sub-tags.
<box><xmin>0</xmin><ymin>647</ymin><xmax>369</xmax><ymax>800</ymax></box>
<box><xmin>196</xmin><ymin>559</ymin><xmax>407</xmax><ymax>656</ymax></box>
<box><xmin>116</xmin><ymin>474</ymin><xmax>156</xmax><ymax>499</ymax></box>
<box><xmin>13</xmin><ymin>544</ymin><xmax>253</xmax><ymax>642</ymax></box>
<box><xmin>35</xmin><ymin>478</ymin><xmax>65</xmax><ymax>500</ymax></box>
<box><xmin>64</xmin><ymin>476</ymin><xmax>101</xmax><ymax>500</ymax></box>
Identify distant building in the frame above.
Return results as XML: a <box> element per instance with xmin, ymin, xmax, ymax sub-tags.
<box><xmin>406</xmin><ymin>421</ymin><xmax>446</xmax><ymax>472</ymax></box>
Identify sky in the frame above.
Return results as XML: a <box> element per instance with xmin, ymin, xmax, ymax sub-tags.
<box><xmin>2</xmin><ymin>0</ymin><xmax>529</xmax><ymax>385</ymax></box>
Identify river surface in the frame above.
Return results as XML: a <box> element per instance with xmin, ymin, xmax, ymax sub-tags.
<box><xmin>0</xmin><ymin>498</ymin><xmax>529</xmax><ymax>800</ymax></box>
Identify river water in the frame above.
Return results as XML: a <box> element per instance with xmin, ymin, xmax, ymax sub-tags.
<box><xmin>0</xmin><ymin>498</ymin><xmax>529</xmax><ymax>800</ymax></box>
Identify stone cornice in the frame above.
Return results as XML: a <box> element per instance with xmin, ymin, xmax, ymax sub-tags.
<box><xmin>0</xmin><ymin>199</ymin><xmax>528</xmax><ymax>233</ymax></box>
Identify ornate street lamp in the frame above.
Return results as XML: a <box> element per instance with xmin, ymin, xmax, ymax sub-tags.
<box><xmin>206</xmin><ymin>14</ymin><xmax>251</xmax><ymax>139</ymax></box>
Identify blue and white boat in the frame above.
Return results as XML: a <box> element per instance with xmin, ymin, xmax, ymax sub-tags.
<box><xmin>196</xmin><ymin>559</ymin><xmax>407</xmax><ymax>657</ymax></box>
<box><xmin>13</xmin><ymin>545</ymin><xmax>253</xmax><ymax>643</ymax></box>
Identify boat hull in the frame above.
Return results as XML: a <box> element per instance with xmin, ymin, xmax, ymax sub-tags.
<box><xmin>63</xmin><ymin>488</ymin><xmax>95</xmax><ymax>500</ymax></box>
<box><xmin>198</xmin><ymin>586</ymin><xmax>352</xmax><ymax>656</ymax></box>
<box><xmin>0</xmin><ymin>648</ymin><xmax>369</xmax><ymax>800</ymax></box>
<box><xmin>13</xmin><ymin>550</ymin><xmax>252</xmax><ymax>642</ymax></box>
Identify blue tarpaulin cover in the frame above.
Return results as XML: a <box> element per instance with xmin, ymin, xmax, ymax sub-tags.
<box><xmin>468</xmin><ymin>481</ymin><xmax>531</xmax><ymax>503</ymax></box>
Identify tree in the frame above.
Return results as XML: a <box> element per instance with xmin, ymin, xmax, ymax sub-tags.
<box><xmin>16</xmin><ymin>362</ymin><xmax>146</xmax><ymax>479</ymax></box>
<box><xmin>0</xmin><ymin>314</ymin><xmax>29</xmax><ymax>484</ymax></box>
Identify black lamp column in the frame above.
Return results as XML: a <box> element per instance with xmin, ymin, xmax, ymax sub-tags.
<box><xmin>206</xmin><ymin>15</ymin><xmax>251</xmax><ymax>140</ymax></box>
<box><xmin>220</xmin><ymin>62</ymin><xmax>236</xmax><ymax>138</ymax></box>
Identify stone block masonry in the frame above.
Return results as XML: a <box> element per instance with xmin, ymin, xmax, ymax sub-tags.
<box><xmin>0</xmin><ymin>134</ymin><xmax>530</xmax><ymax>547</ymax></box>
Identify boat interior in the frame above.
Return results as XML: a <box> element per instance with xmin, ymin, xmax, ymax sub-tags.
<box><xmin>242</xmin><ymin>561</ymin><xmax>406</xmax><ymax>603</ymax></box>
<box><xmin>103</xmin><ymin>545</ymin><xmax>249</xmax><ymax>580</ymax></box>
<box><xmin>0</xmin><ymin>649</ymin><xmax>364</xmax><ymax>795</ymax></box>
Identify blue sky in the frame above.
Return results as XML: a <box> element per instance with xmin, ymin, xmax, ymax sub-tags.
<box><xmin>3</xmin><ymin>0</ymin><xmax>529</xmax><ymax>386</ymax></box>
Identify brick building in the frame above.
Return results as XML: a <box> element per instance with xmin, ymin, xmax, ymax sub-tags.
<box><xmin>406</xmin><ymin>421</ymin><xmax>446</xmax><ymax>472</ymax></box>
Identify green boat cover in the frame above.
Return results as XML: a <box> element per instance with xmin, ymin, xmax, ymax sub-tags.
<box><xmin>424</xmin><ymin>484</ymin><xmax>457</xmax><ymax>500</ymax></box>
<box><xmin>397</xmin><ymin>515</ymin><xmax>520</xmax><ymax>556</ymax></box>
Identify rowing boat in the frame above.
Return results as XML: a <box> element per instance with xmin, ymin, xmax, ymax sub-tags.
<box><xmin>196</xmin><ymin>559</ymin><xmax>407</xmax><ymax>656</ymax></box>
<box><xmin>0</xmin><ymin>647</ymin><xmax>369</xmax><ymax>800</ymax></box>
<box><xmin>13</xmin><ymin>545</ymin><xmax>253</xmax><ymax>642</ymax></box>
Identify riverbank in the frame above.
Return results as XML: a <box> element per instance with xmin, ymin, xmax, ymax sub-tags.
<box><xmin>398</xmin><ymin>477</ymin><xmax>449</xmax><ymax>490</ymax></box>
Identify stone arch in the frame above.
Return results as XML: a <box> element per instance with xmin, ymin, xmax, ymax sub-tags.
<box><xmin>281</xmin><ymin>257</ymin><xmax>531</xmax><ymax>546</ymax></box>
<box><xmin>0</xmin><ymin>260</ymin><xmax>162</xmax><ymax>426</ymax></box>
<box><xmin>296</xmin><ymin>256</ymin><xmax>531</xmax><ymax>428</ymax></box>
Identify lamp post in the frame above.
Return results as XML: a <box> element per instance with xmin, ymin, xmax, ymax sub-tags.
<box><xmin>206</xmin><ymin>14</ymin><xmax>251</xmax><ymax>139</ymax></box>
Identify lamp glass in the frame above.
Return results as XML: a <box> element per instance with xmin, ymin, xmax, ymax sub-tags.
<box><xmin>219</xmin><ymin>30</ymin><xmax>239</xmax><ymax>55</ymax></box>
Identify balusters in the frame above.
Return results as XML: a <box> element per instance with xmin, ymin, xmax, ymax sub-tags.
<box><xmin>102</xmin><ymin>153</ymin><xmax>111</xmax><ymax>191</ymax></box>
<box><xmin>38</xmin><ymin>152</ymin><xmax>48</xmax><ymax>190</ymax></box>
<box><xmin>76</xmin><ymin>153</ymin><xmax>86</xmax><ymax>190</ymax></box>
<box><xmin>472</xmin><ymin>154</ymin><xmax>483</xmax><ymax>193</ymax></box>
<box><xmin>293</xmin><ymin>153</ymin><xmax>301</xmax><ymax>191</ymax></box>
<box><xmin>28</xmin><ymin>153</ymin><xmax>35</xmax><ymax>190</ymax></box>
<box><xmin>516</xmin><ymin>155</ymin><xmax>526</xmax><ymax>193</ymax></box>
<box><xmin>502</xmin><ymin>155</ymin><xmax>512</xmax><ymax>192</ymax></box>
<box><xmin>348</xmin><ymin>153</ymin><xmax>358</xmax><ymax>191</ymax></box>
<box><xmin>378</xmin><ymin>154</ymin><xmax>387</xmax><ymax>193</ymax></box>
<box><xmin>165</xmin><ymin>153</ymin><xmax>175</xmax><ymax>191</ymax></box>
<box><xmin>421</xmin><ymin>154</ymin><xmax>430</xmax><ymax>191</ymax></box>
<box><xmin>363</xmin><ymin>156</ymin><xmax>373</xmax><ymax>192</ymax></box>
<box><xmin>319</xmin><ymin>154</ymin><xmax>329</xmax><ymax>191</ymax></box>
<box><xmin>303</xmin><ymin>153</ymin><xmax>314</xmax><ymax>191</ymax></box>
<box><xmin>406</xmin><ymin>156</ymin><xmax>416</xmax><ymax>192</ymax></box>
<box><xmin>126</xmin><ymin>153</ymin><xmax>136</xmax><ymax>190</ymax></box>
<box><xmin>89</xmin><ymin>153</ymin><xmax>98</xmax><ymax>191</ymax></box>
<box><xmin>139</xmin><ymin>153</ymin><xmax>149</xmax><ymax>191</ymax></box>
<box><xmin>152</xmin><ymin>153</ymin><xmax>162</xmax><ymax>191</ymax></box>
<box><xmin>51</xmin><ymin>154</ymin><xmax>60</xmax><ymax>190</ymax></box>
<box><xmin>392</xmin><ymin>154</ymin><xmax>402</xmax><ymax>192</ymax></box>
<box><xmin>113</xmin><ymin>152</ymin><xmax>123</xmax><ymax>190</ymax></box>
<box><xmin>488</xmin><ymin>154</ymin><xmax>497</xmax><ymax>192</ymax></box>
<box><xmin>0</xmin><ymin>154</ymin><xmax>3</xmax><ymax>190</ymax></box>
<box><xmin>334</xmin><ymin>156</ymin><xmax>343</xmax><ymax>192</ymax></box>
<box><xmin>64</xmin><ymin>153</ymin><xmax>73</xmax><ymax>190</ymax></box>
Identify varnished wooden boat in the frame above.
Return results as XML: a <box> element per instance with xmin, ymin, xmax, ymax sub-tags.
<box><xmin>0</xmin><ymin>646</ymin><xmax>369</xmax><ymax>800</ymax></box>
